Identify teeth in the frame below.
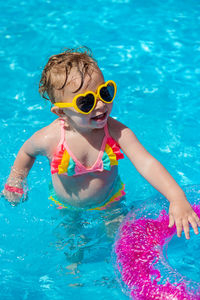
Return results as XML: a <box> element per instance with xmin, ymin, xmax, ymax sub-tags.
<box><xmin>96</xmin><ymin>114</ymin><xmax>104</xmax><ymax>119</ymax></box>
<box><xmin>94</xmin><ymin>112</ymin><xmax>105</xmax><ymax>119</ymax></box>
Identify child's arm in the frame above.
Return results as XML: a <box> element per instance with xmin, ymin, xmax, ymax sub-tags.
<box><xmin>3</xmin><ymin>129</ymin><xmax>48</xmax><ymax>205</ymax></box>
<box><xmin>109</xmin><ymin>118</ymin><xmax>200</xmax><ymax>239</ymax></box>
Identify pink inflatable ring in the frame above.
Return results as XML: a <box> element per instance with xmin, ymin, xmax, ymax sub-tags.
<box><xmin>114</xmin><ymin>202</ymin><xmax>200</xmax><ymax>299</ymax></box>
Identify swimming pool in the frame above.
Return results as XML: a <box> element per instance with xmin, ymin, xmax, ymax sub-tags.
<box><xmin>1</xmin><ymin>0</ymin><xmax>200</xmax><ymax>299</ymax></box>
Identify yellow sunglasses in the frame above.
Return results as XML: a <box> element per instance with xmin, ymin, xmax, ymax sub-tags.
<box><xmin>54</xmin><ymin>80</ymin><xmax>117</xmax><ymax>114</ymax></box>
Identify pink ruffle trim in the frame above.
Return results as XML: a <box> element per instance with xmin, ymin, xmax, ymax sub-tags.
<box><xmin>51</xmin><ymin>144</ymin><xmax>65</xmax><ymax>174</ymax></box>
<box><xmin>107</xmin><ymin>137</ymin><xmax>124</xmax><ymax>160</ymax></box>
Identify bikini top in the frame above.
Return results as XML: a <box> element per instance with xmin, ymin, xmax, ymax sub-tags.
<box><xmin>51</xmin><ymin>120</ymin><xmax>124</xmax><ymax>176</ymax></box>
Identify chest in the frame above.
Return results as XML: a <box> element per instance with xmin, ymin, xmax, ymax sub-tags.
<box><xmin>50</xmin><ymin>125</ymin><xmax>123</xmax><ymax>176</ymax></box>
<box><xmin>65</xmin><ymin>133</ymin><xmax>105</xmax><ymax>168</ymax></box>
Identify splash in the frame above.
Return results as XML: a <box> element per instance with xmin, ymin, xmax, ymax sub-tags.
<box><xmin>115</xmin><ymin>205</ymin><xmax>200</xmax><ymax>299</ymax></box>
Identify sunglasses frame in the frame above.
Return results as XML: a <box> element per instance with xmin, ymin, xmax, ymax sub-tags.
<box><xmin>54</xmin><ymin>80</ymin><xmax>117</xmax><ymax>114</ymax></box>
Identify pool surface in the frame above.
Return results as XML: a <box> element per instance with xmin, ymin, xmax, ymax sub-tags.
<box><xmin>0</xmin><ymin>0</ymin><xmax>200</xmax><ymax>299</ymax></box>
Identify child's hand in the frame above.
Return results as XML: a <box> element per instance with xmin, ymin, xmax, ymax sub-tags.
<box><xmin>168</xmin><ymin>199</ymin><xmax>200</xmax><ymax>239</ymax></box>
<box><xmin>1</xmin><ymin>188</ymin><xmax>22</xmax><ymax>206</ymax></box>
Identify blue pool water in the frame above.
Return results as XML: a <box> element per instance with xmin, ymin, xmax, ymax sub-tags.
<box><xmin>1</xmin><ymin>0</ymin><xmax>200</xmax><ymax>299</ymax></box>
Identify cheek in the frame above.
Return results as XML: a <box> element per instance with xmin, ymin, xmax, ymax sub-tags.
<box><xmin>107</xmin><ymin>102</ymin><xmax>113</xmax><ymax>113</ymax></box>
<box><xmin>63</xmin><ymin>109</ymin><xmax>87</xmax><ymax>123</ymax></box>
<box><xmin>72</xmin><ymin>114</ymin><xmax>90</xmax><ymax>125</ymax></box>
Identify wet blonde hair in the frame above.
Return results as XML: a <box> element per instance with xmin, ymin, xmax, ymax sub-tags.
<box><xmin>39</xmin><ymin>46</ymin><xmax>98</xmax><ymax>103</ymax></box>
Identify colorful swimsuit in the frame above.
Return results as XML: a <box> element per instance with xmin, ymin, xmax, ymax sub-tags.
<box><xmin>49</xmin><ymin>119</ymin><xmax>125</xmax><ymax>210</ymax></box>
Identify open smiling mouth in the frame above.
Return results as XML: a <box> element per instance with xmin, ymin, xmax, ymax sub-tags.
<box><xmin>91</xmin><ymin>112</ymin><xmax>107</xmax><ymax>121</ymax></box>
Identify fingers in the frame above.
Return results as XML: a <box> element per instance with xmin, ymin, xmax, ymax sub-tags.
<box><xmin>188</xmin><ymin>213</ymin><xmax>200</xmax><ymax>235</ymax></box>
<box><xmin>189</xmin><ymin>218</ymin><xmax>199</xmax><ymax>235</ymax></box>
<box><xmin>168</xmin><ymin>214</ymin><xmax>175</xmax><ymax>228</ymax></box>
<box><xmin>175</xmin><ymin>214</ymin><xmax>200</xmax><ymax>239</ymax></box>
<box><xmin>182</xmin><ymin>219</ymin><xmax>190</xmax><ymax>239</ymax></box>
<box><xmin>1</xmin><ymin>189</ymin><xmax>21</xmax><ymax>204</ymax></box>
<box><xmin>175</xmin><ymin>219</ymin><xmax>183</xmax><ymax>238</ymax></box>
<box><xmin>193</xmin><ymin>213</ymin><xmax>200</xmax><ymax>227</ymax></box>
<box><xmin>169</xmin><ymin>215</ymin><xmax>184</xmax><ymax>238</ymax></box>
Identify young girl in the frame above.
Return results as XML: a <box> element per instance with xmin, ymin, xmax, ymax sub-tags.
<box><xmin>3</xmin><ymin>47</ymin><xmax>200</xmax><ymax>240</ymax></box>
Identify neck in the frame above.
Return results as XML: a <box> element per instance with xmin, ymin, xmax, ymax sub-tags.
<box><xmin>66</xmin><ymin>118</ymin><xmax>105</xmax><ymax>137</ymax></box>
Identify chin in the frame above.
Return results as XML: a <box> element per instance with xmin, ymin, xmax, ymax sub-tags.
<box><xmin>92</xmin><ymin>120</ymin><xmax>108</xmax><ymax>129</ymax></box>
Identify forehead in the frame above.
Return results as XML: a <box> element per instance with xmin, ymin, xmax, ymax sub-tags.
<box><xmin>71</xmin><ymin>66</ymin><xmax>103</xmax><ymax>88</ymax></box>
<box><xmin>64</xmin><ymin>67</ymin><xmax>104</xmax><ymax>96</ymax></box>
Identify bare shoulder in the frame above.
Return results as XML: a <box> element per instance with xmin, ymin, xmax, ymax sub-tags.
<box><xmin>23</xmin><ymin>119</ymin><xmax>61</xmax><ymax>157</ymax></box>
<box><xmin>107</xmin><ymin>117</ymin><xmax>131</xmax><ymax>139</ymax></box>
<box><xmin>107</xmin><ymin>117</ymin><xmax>138</xmax><ymax>148</ymax></box>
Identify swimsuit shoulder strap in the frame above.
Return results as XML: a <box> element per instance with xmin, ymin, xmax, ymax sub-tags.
<box><xmin>58</xmin><ymin>118</ymin><xmax>66</xmax><ymax>146</ymax></box>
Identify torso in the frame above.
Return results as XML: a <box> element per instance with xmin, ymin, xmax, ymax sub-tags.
<box><xmin>43</xmin><ymin>118</ymin><xmax>124</xmax><ymax>208</ymax></box>
<box><xmin>51</xmin><ymin>167</ymin><xmax>118</xmax><ymax>208</ymax></box>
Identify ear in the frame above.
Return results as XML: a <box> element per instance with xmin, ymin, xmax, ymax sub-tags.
<box><xmin>51</xmin><ymin>106</ymin><xmax>65</xmax><ymax>117</ymax></box>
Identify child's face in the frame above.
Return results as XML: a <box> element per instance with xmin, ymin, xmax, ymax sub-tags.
<box><xmin>55</xmin><ymin>67</ymin><xmax>113</xmax><ymax>130</ymax></box>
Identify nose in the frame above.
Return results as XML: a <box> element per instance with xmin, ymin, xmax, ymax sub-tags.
<box><xmin>95</xmin><ymin>97</ymin><xmax>106</xmax><ymax>110</ymax></box>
